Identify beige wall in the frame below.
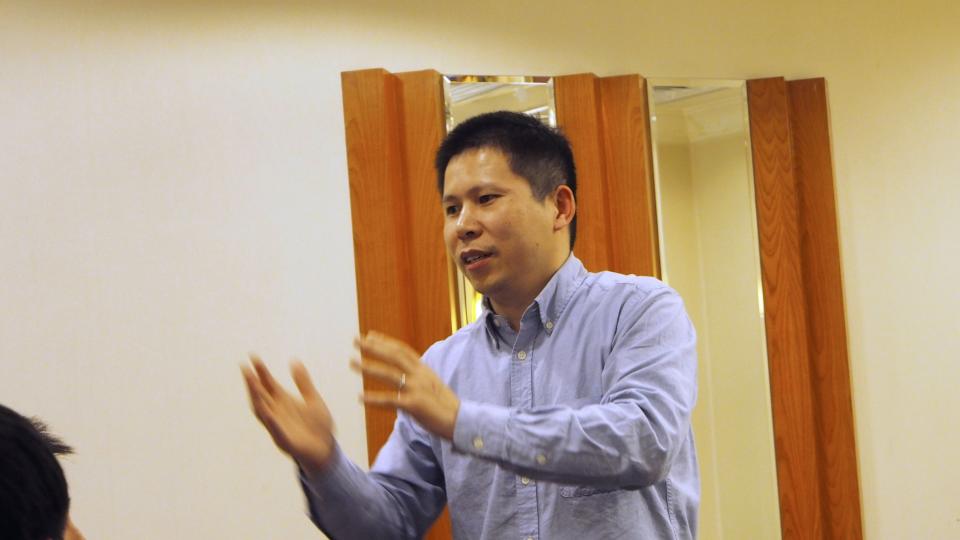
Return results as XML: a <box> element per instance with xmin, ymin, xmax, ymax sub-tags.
<box><xmin>1</xmin><ymin>1</ymin><xmax>957</xmax><ymax>538</ymax></box>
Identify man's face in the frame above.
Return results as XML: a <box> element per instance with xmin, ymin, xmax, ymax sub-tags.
<box><xmin>442</xmin><ymin>147</ymin><xmax>564</xmax><ymax>308</ymax></box>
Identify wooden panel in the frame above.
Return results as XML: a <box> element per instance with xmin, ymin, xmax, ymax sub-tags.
<box><xmin>554</xmin><ymin>73</ymin><xmax>612</xmax><ymax>272</ymax></box>
<box><xmin>341</xmin><ymin>68</ymin><xmax>416</xmax><ymax>462</ymax></box>
<box><xmin>396</xmin><ymin>69</ymin><xmax>454</xmax><ymax>540</ymax></box>
<box><xmin>344</xmin><ymin>68</ymin><xmax>453</xmax><ymax>539</ymax></box>
<box><xmin>397</xmin><ymin>70</ymin><xmax>454</xmax><ymax>352</ymax></box>
<box><xmin>747</xmin><ymin>77</ymin><xmax>824</xmax><ymax>539</ymax></box>
<box><xmin>597</xmin><ymin>74</ymin><xmax>660</xmax><ymax>277</ymax></box>
<box><xmin>788</xmin><ymin>78</ymin><xmax>863</xmax><ymax>540</ymax></box>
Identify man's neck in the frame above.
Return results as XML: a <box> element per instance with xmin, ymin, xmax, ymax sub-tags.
<box><xmin>490</xmin><ymin>299</ymin><xmax>529</xmax><ymax>332</ymax></box>
<box><xmin>489</xmin><ymin>252</ymin><xmax>570</xmax><ymax>332</ymax></box>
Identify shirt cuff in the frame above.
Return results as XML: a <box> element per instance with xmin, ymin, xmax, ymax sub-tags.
<box><xmin>452</xmin><ymin>400</ymin><xmax>511</xmax><ymax>460</ymax></box>
<box><xmin>298</xmin><ymin>445</ymin><xmax>361</xmax><ymax>503</ymax></box>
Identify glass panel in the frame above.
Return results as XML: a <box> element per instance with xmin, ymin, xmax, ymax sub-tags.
<box><xmin>648</xmin><ymin>79</ymin><xmax>781</xmax><ymax>540</ymax></box>
<box><xmin>442</xmin><ymin>74</ymin><xmax>556</xmax><ymax>330</ymax></box>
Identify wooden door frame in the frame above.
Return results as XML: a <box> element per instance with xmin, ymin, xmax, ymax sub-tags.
<box><xmin>340</xmin><ymin>68</ymin><xmax>453</xmax><ymax>539</ymax></box>
<box><xmin>748</xmin><ymin>77</ymin><xmax>862</xmax><ymax>540</ymax></box>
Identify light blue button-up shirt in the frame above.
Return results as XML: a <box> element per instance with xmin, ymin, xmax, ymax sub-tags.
<box><xmin>302</xmin><ymin>255</ymin><xmax>699</xmax><ymax>539</ymax></box>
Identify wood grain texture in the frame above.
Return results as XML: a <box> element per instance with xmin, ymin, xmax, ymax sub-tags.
<box><xmin>555</xmin><ymin>73</ymin><xmax>612</xmax><ymax>272</ymax></box>
<box><xmin>747</xmin><ymin>77</ymin><xmax>824</xmax><ymax>539</ymax></box>
<box><xmin>343</xmin><ymin>68</ymin><xmax>453</xmax><ymax>540</ymax></box>
<box><xmin>396</xmin><ymin>69</ymin><xmax>454</xmax><ymax>540</ymax></box>
<box><xmin>341</xmin><ymin>68</ymin><xmax>416</xmax><ymax>462</ymax></box>
<box><xmin>397</xmin><ymin>70</ymin><xmax>455</xmax><ymax>353</ymax></box>
<box><xmin>597</xmin><ymin>74</ymin><xmax>660</xmax><ymax>277</ymax></box>
<box><xmin>788</xmin><ymin>78</ymin><xmax>863</xmax><ymax>540</ymax></box>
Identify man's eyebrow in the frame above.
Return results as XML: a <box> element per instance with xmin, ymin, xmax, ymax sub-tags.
<box><xmin>441</xmin><ymin>186</ymin><xmax>482</xmax><ymax>204</ymax></box>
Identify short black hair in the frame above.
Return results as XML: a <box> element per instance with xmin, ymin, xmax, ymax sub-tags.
<box><xmin>435</xmin><ymin>110</ymin><xmax>578</xmax><ymax>248</ymax></box>
<box><xmin>0</xmin><ymin>404</ymin><xmax>73</xmax><ymax>540</ymax></box>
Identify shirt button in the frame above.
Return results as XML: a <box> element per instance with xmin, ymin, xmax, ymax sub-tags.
<box><xmin>536</xmin><ymin>454</ymin><xmax>547</xmax><ymax>465</ymax></box>
<box><xmin>517</xmin><ymin>350</ymin><xmax>527</xmax><ymax>361</ymax></box>
<box><xmin>545</xmin><ymin>321</ymin><xmax>554</xmax><ymax>330</ymax></box>
<box><xmin>526</xmin><ymin>536</ymin><xmax>535</xmax><ymax>540</ymax></box>
<box><xmin>494</xmin><ymin>319</ymin><xmax>501</xmax><ymax>327</ymax></box>
<box><xmin>520</xmin><ymin>476</ymin><xmax>530</xmax><ymax>485</ymax></box>
<box><xmin>472</xmin><ymin>436</ymin><xmax>484</xmax><ymax>450</ymax></box>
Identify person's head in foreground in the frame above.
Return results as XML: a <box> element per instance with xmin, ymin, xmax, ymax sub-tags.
<box><xmin>0</xmin><ymin>404</ymin><xmax>84</xmax><ymax>540</ymax></box>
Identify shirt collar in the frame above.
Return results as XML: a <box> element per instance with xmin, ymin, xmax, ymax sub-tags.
<box><xmin>481</xmin><ymin>253</ymin><xmax>587</xmax><ymax>339</ymax></box>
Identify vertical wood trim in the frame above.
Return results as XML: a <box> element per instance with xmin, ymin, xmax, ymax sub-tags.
<box><xmin>747</xmin><ymin>77</ymin><xmax>824</xmax><ymax>539</ymax></box>
<box><xmin>395</xmin><ymin>69</ymin><xmax>455</xmax><ymax>540</ymax></box>
<box><xmin>788</xmin><ymin>78</ymin><xmax>863</xmax><ymax>540</ymax></box>
<box><xmin>597</xmin><ymin>74</ymin><xmax>660</xmax><ymax>277</ymax></box>
<box><xmin>343</xmin><ymin>68</ymin><xmax>453</xmax><ymax>540</ymax></box>
<box><xmin>396</xmin><ymin>70</ymin><xmax>454</xmax><ymax>353</ymax></box>
<box><xmin>341</xmin><ymin>69</ymin><xmax>416</xmax><ymax>462</ymax></box>
<box><xmin>554</xmin><ymin>73</ymin><xmax>613</xmax><ymax>272</ymax></box>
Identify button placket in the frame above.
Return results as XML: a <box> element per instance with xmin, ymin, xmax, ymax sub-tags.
<box><xmin>510</xmin><ymin>320</ymin><xmax>539</xmax><ymax>540</ymax></box>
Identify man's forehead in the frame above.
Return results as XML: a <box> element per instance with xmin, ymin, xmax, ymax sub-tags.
<box><xmin>442</xmin><ymin>148</ymin><xmax>517</xmax><ymax>193</ymax></box>
<box><xmin>446</xmin><ymin>146</ymin><xmax>506</xmax><ymax>170</ymax></box>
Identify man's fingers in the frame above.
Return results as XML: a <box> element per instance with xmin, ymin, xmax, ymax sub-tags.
<box><xmin>362</xmin><ymin>390</ymin><xmax>402</xmax><ymax>409</ymax></box>
<box><xmin>291</xmin><ymin>360</ymin><xmax>320</xmax><ymax>402</ymax></box>
<box><xmin>241</xmin><ymin>365</ymin><xmax>276</xmax><ymax>416</ymax></box>
<box><xmin>242</xmin><ymin>364</ymin><xmax>296</xmax><ymax>453</ymax></box>
<box><xmin>350</xmin><ymin>358</ymin><xmax>405</xmax><ymax>387</ymax></box>
<box><xmin>250</xmin><ymin>355</ymin><xmax>283</xmax><ymax>396</ymax></box>
<box><xmin>355</xmin><ymin>332</ymin><xmax>418</xmax><ymax>370</ymax></box>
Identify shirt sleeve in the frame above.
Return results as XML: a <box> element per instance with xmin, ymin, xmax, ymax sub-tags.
<box><xmin>451</xmin><ymin>284</ymin><xmax>697</xmax><ymax>488</ymax></box>
<box><xmin>300</xmin><ymin>411</ymin><xmax>447</xmax><ymax>539</ymax></box>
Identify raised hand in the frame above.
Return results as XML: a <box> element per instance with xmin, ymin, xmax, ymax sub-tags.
<box><xmin>241</xmin><ymin>356</ymin><xmax>335</xmax><ymax>476</ymax></box>
<box><xmin>351</xmin><ymin>331</ymin><xmax>460</xmax><ymax>440</ymax></box>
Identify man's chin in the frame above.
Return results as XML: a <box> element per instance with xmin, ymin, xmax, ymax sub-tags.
<box><xmin>465</xmin><ymin>276</ymin><xmax>494</xmax><ymax>297</ymax></box>
<box><xmin>467</xmin><ymin>279</ymin><xmax>488</xmax><ymax>296</ymax></box>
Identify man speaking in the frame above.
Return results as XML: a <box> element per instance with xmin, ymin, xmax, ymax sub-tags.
<box><xmin>243</xmin><ymin>111</ymin><xmax>699</xmax><ymax>539</ymax></box>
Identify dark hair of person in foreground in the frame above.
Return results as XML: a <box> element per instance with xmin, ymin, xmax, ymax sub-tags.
<box><xmin>0</xmin><ymin>403</ymin><xmax>74</xmax><ymax>540</ymax></box>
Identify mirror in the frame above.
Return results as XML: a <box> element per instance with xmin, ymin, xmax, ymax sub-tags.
<box><xmin>442</xmin><ymin>74</ymin><xmax>556</xmax><ymax>328</ymax></box>
<box><xmin>648</xmin><ymin>78</ymin><xmax>781</xmax><ymax>539</ymax></box>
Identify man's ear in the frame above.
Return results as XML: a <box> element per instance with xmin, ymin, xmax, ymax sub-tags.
<box><xmin>552</xmin><ymin>185</ymin><xmax>576</xmax><ymax>232</ymax></box>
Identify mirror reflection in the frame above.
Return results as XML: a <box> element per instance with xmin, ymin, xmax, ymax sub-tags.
<box><xmin>649</xmin><ymin>79</ymin><xmax>781</xmax><ymax>539</ymax></box>
<box><xmin>442</xmin><ymin>75</ymin><xmax>556</xmax><ymax>328</ymax></box>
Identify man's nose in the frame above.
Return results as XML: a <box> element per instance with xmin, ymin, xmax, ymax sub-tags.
<box><xmin>456</xmin><ymin>205</ymin><xmax>480</xmax><ymax>239</ymax></box>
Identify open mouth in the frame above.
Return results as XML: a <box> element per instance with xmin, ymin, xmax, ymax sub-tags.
<box><xmin>460</xmin><ymin>250</ymin><xmax>493</xmax><ymax>268</ymax></box>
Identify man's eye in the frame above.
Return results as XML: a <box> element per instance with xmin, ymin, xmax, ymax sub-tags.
<box><xmin>445</xmin><ymin>205</ymin><xmax>459</xmax><ymax>216</ymax></box>
<box><xmin>478</xmin><ymin>194</ymin><xmax>498</xmax><ymax>204</ymax></box>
